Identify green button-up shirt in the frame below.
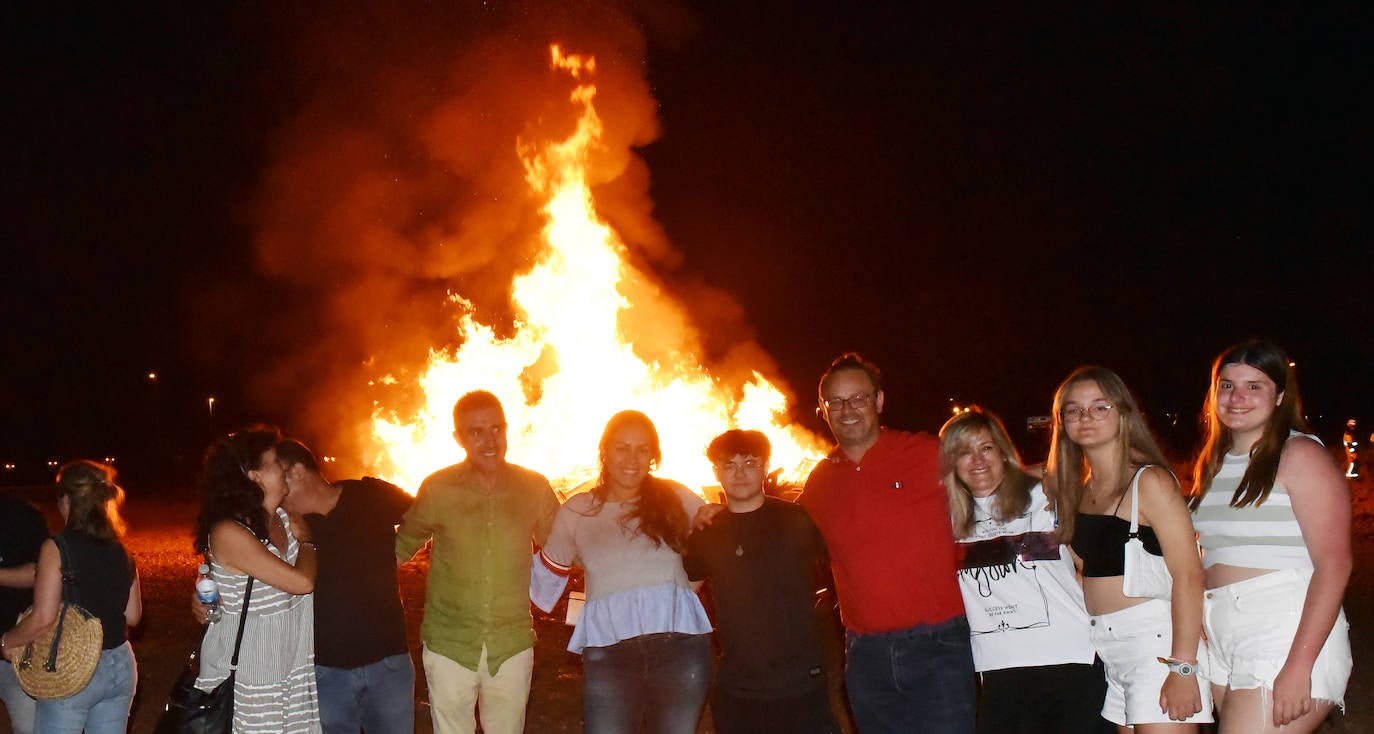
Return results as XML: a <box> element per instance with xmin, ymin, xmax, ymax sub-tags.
<box><xmin>395</xmin><ymin>461</ymin><xmax>560</xmax><ymax>671</ymax></box>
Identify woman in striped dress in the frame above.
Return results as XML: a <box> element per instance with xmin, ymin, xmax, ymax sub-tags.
<box><xmin>194</xmin><ymin>427</ymin><xmax>321</xmax><ymax>734</ymax></box>
<box><xmin>1190</xmin><ymin>341</ymin><xmax>1351</xmax><ymax>733</ymax></box>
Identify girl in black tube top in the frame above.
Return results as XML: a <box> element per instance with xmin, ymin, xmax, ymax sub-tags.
<box><xmin>1046</xmin><ymin>366</ymin><xmax>1209</xmax><ymax>733</ymax></box>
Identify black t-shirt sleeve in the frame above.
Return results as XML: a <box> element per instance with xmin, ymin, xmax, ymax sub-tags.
<box><xmin>363</xmin><ymin>477</ymin><xmax>414</xmax><ymax>524</ymax></box>
<box><xmin>683</xmin><ymin>527</ymin><xmax>709</xmax><ymax>582</ymax></box>
<box><xmin>807</xmin><ymin>513</ymin><xmax>828</xmax><ymax>563</ymax></box>
<box><xmin>796</xmin><ymin>505</ymin><xmax>832</xmax><ymax>590</ymax></box>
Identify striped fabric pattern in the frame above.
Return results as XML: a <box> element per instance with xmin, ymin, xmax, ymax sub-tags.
<box><xmin>1192</xmin><ymin>439</ymin><xmax>1313</xmax><ymax>570</ymax></box>
<box><xmin>196</xmin><ymin>508</ymin><xmax>321</xmax><ymax>733</ymax></box>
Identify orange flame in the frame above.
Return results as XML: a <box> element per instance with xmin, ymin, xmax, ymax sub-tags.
<box><xmin>369</xmin><ymin>45</ymin><xmax>826</xmax><ymax>496</ymax></box>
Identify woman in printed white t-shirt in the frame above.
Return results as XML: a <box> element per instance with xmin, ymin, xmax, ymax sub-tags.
<box><xmin>940</xmin><ymin>408</ymin><xmax>1113</xmax><ymax>734</ymax></box>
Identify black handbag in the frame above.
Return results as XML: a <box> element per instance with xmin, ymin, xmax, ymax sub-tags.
<box><xmin>153</xmin><ymin>576</ymin><xmax>254</xmax><ymax>734</ymax></box>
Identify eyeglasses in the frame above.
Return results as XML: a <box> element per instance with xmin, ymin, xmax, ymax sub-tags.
<box><xmin>715</xmin><ymin>459</ymin><xmax>764</xmax><ymax>474</ymax></box>
<box><xmin>820</xmin><ymin>392</ymin><xmax>876</xmax><ymax>412</ymax></box>
<box><xmin>1062</xmin><ymin>402</ymin><xmax>1115</xmax><ymax>422</ymax></box>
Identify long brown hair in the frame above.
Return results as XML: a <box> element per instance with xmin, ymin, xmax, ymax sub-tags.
<box><xmin>56</xmin><ymin>460</ymin><xmax>127</xmax><ymax>542</ymax></box>
<box><xmin>939</xmin><ymin>407</ymin><xmax>1035</xmax><ymax>539</ymax></box>
<box><xmin>1046</xmin><ymin>366</ymin><xmax>1170</xmax><ymax>543</ymax></box>
<box><xmin>1189</xmin><ymin>340</ymin><xmax>1306</xmax><ymax>509</ymax></box>
<box><xmin>195</xmin><ymin>427</ymin><xmax>282</xmax><ymax>553</ymax></box>
<box><xmin>593</xmin><ymin>410</ymin><xmax>689</xmax><ymax>554</ymax></box>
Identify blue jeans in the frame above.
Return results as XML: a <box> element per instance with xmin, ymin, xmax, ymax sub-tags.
<box><xmin>1</xmin><ymin>661</ymin><xmax>36</xmax><ymax>734</ymax></box>
<box><xmin>845</xmin><ymin>616</ymin><xmax>975</xmax><ymax>734</ymax></box>
<box><xmin>315</xmin><ymin>652</ymin><xmax>415</xmax><ymax>734</ymax></box>
<box><xmin>582</xmin><ymin>632</ymin><xmax>710</xmax><ymax>734</ymax></box>
<box><xmin>33</xmin><ymin>642</ymin><xmax>136</xmax><ymax>734</ymax></box>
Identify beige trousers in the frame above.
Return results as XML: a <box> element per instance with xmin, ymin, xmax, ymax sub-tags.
<box><xmin>422</xmin><ymin>643</ymin><xmax>535</xmax><ymax>734</ymax></box>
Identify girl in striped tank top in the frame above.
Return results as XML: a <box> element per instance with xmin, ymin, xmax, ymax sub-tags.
<box><xmin>194</xmin><ymin>427</ymin><xmax>322</xmax><ymax>734</ymax></box>
<box><xmin>1190</xmin><ymin>340</ymin><xmax>1351</xmax><ymax>733</ymax></box>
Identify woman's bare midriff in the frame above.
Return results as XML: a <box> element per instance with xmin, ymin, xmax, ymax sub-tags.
<box><xmin>1204</xmin><ymin>562</ymin><xmax>1277</xmax><ymax>590</ymax></box>
<box><xmin>1082</xmin><ymin>576</ymin><xmax>1155</xmax><ymax>617</ymax></box>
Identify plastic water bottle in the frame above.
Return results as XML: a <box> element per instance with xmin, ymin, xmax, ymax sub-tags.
<box><xmin>196</xmin><ymin>563</ymin><xmax>223</xmax><ymax>624</ymax></box>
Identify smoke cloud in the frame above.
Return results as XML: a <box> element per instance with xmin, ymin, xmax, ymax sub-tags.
<box><xmin>240</xmin><ymin>1</ymin><xmax>785</xmax><ymax>473</ymax></box>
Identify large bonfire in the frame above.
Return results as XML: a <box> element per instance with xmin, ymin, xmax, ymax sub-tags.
<box><xmin>367</xmin><ymin>46</ymin><xmax>825</xmax><ymax>496</ymax></box>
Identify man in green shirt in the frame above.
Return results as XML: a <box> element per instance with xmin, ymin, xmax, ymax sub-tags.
<box><xmin>396</xmin><ymin>390</ymin><xmax>560</xmax><ymax>734</ymax></box>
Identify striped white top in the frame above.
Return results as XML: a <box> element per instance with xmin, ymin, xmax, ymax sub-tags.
<box><xmin>197</xmin><ymin>508</ymin><xmax>321</xmax><ymax>733</ymax></box>
<box><xmin>1192</xmin><ymin>433</ymin><xmax>1318</xmax><ymax>570</ymax></box>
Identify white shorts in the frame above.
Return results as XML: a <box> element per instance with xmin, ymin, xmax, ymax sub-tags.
<box><xmin>1203</xmin><ymin>568</ymin><xmax>1351</xmax><ymax>710</ymax></box>
<box><xmin>1089</xmin><ymin>598</ymin><xmax>1214</xmax><ymax>726</ymax></box>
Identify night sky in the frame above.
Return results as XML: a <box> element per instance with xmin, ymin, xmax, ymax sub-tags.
<box><xmin>4</xmin><ymin>2</ymin><xmax>1370</xmax><ymax>484</ymax></box>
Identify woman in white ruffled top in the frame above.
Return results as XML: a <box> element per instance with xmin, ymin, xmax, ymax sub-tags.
<box><xmin>535</xmin><ymin>410</ymin><xmax>711</xmax><ymax>734</ymax></box>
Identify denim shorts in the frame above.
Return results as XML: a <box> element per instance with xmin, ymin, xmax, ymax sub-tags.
<box><xmin>1203</xmin><ymin>568</ymin><xmax>1351</xmax><ymax>710</ymax></box>
<box><xmin>1089</xmin><ymin>599</ymin><xmax>1213</xmax><ymax>726</ymax></box>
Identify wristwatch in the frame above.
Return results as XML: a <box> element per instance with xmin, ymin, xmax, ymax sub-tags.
<box><xmin>1158</xmin><ymin>657</ymin><xmax>1196</xmax><ymax>677</ymax></box>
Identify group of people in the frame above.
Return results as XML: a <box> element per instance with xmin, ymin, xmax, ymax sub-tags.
<box><xmin>0</xmin><ymin>338</ymin><xmax>1353</xmax><ymax>734</ymax></box>
<box><xmin>939</xmin><ymin>341</ymin><xmax>1351</xmax><ymax>734</ymax></box>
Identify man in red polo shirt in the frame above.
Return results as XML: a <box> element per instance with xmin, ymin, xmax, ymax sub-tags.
<box><xmin>800</xmin><ymin>353</ymin><xmax>974</xmax><ymax>734</ymax></box>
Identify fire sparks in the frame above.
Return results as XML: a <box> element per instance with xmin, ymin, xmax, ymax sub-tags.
<box><xmin>369</xmin><ymin>45</ymin><xmax>825</xmax><ymax>496</ymax></box>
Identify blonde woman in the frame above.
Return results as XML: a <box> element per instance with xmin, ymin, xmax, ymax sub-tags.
<box><xmin>1047</xmin><ymin>367</ymin><xmax>1209</xmax><ymax>732</ymax></box>
<box><xmin>941</xmin><ymin>408</ymin><xmax>1111</xmax><ymax>733</ymax></box>
<box><xmin>0</xmin><ymin>461</ymin><xmax>141</xmax><ymax>734</ymax></box>
<box><xmin>1190</xmin><ymin>341</ymin><xmax>1350</xmax><ymax>733</ymax></box>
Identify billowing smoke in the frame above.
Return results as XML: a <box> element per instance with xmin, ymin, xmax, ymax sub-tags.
<box><xmin>240</xmin><ymin>1</ymin><xmax>787</xmax><ymax>476</ymax></box>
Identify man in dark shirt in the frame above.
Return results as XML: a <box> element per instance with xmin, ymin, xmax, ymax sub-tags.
<box><xmin>0</xmin><ymin>491</ymin><xmax>48</xmax><ymax>734</ymax></box>
<box><xmin>276</xmin><ymin>439</ymin><xmax>415</xmax><ymax>734</ymax></box>
<box><xmin>684</xmin><ymin>430</ymin><xmax>839</xmax><ymax>734</ymax></box>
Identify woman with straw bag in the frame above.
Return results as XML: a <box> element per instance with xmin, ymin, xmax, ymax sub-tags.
<box><xmin>1</xmin><ymin>460</ymin><xmax>142</xmax><ymax>734</ymax></box>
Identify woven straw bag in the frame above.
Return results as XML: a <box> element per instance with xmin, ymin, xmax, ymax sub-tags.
<box><xmin>12</xmin><ymin>535</ymin><xmax>105</xmax><ymax>700</ymax></box>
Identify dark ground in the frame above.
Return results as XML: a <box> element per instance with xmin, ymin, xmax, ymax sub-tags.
<box><xmin>2</xmin><ymin>474</ymin><xmax>1371</xmax><ymax>734</ymax></box>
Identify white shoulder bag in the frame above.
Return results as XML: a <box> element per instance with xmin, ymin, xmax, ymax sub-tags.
<box><xmin>1121</xmin><ymin>466</ymin><xmax>1173</xmax><ymax>600</ymax></box>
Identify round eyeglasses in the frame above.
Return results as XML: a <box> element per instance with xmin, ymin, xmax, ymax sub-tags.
<box><xmin>714</xmin><ymin>459</ymin><xmax>764</xmax><ymax>474</ymax></box>
<box><xmin>1062</xmin><ymin>402</ymin><xmax>1115</xmax><ymax>422</ymax></box>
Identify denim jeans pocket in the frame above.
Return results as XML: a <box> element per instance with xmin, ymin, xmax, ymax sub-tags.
<box><xmin>936</xmin><ymin>617</ymin><xmax>971</xmax><ymax>647</ymax></box>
